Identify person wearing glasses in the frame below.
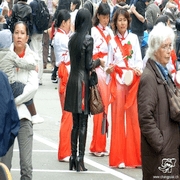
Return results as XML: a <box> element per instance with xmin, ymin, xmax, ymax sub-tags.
<box><xmin>138</xmin><ymin>22</ymin><xmax>180</xmax><ymax>180</ymax></box>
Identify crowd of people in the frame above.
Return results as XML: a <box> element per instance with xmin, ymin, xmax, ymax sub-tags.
<box><xmin>1</xmin><ymin>0</ymin><xmax>180</xmax><ymax>179</ymax></box>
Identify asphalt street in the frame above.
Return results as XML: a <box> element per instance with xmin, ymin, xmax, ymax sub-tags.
<box><xmin>10</xmin><ymin>70</ymin><xmax>142</xmax><ymax>180</ymax></box>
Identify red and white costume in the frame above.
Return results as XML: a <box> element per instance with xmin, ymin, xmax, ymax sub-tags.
<box><xmin>108</xmin><ymin>30</ymin><xmax>142</xmax><ymax>167</ymax></box>
<box><xmin>53</xmin><ymin>28</ymin><xmax>72</xmax><ymax>161</ymax></box>
<box><xmin>89</xmin><ymin>24</ymin><xmax>114</xmax><ymax>154</ymax></box>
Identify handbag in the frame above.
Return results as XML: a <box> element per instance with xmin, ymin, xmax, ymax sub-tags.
<box><xmin>89</xmin><ymin>71</ymin><xmax>104</xmax><ymax>115</ymax></box>
<box><xmin>89</xmin><ymin>84</ymin><xmax>104</xmax><ymax>115</ymax></box>
<box><xmin>164</xmin><ymin>80</ymin><xmax>180</xmax><ymax>122</ymax></box>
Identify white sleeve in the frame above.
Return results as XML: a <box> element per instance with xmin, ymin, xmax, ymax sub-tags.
<box><xmin>14</xmin><ymin>70</ymin><xmax>38</xmax><ymax>106</ymax></box>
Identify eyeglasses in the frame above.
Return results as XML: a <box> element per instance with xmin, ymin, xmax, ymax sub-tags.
<box><xmin>161</xmin><ymin>44</ymin><xmax>172</xmax><ymax>51</ymax></box>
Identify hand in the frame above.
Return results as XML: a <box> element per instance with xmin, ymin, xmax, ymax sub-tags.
<box><xmin>100</xmin><ymin>59</ymin><xmax>105</xmax><ymax>68</ymax></box>
<box><xmin>130</xmin><ymin>4</ymin><xmax>136</xmax><ymax>13</ymax></box>
<box><xmin>106</xmin><ymin>64</ymin><xmax>114</xmax><ymax>74</ymax></box>
<box><xmin>35</xmin><ymin>65</ymin><xmax>39</xmax><ymax>72</ymax></box>
<box><xmin>133</xmin><ymin>68</ymin><xmax>142</xmax><ymax>76</ymax></box>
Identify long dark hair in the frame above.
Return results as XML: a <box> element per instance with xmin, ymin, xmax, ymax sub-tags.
<box><xmin>69</xmin><ymin>8</ymin><xmax>92</xmax><ymax>61</ymax></box>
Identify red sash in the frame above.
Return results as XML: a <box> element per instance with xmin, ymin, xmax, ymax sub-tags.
<box><xmin>96</xmin><ymin>26</ymin><xmax>111</xmax><ymax>45</ymax></box>
<box><xmin>92</xmin><ymin>26</ymin><xmax>111</xmax><ymax>61</ymax></box>
<box><xmin>114</xmin><ymin>35</ymin><xmax>140</xmax><ymax>109</ymax></box>
<box><xmin>92</xmin><ymin>51</ymin><xmax>108</xmax><ymax>60</ymax></box>
<box><xmin>114</xmin><ymin>35</ymin><xmax>129</xmax><ymax>68</ymax></box>
<box><xmin>109</xmin><ymin>65</ymin><xmax>124</xmax><ymax>104</ymax></box>
<box><xmin>57</xmin><ymin>28</ymin><xmax>65</xmax><ymax>34</ymax></box>
<box><xmin>58</xmin><ymin>61</ymin><xmax>70</xmax><ymax>94</ymax></box>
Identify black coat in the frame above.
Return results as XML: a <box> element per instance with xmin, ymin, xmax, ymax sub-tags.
<box><xmin>64</xmin><ymin>34</ymin><xmax>100</xmax><ymax>115</ymax></box>
<box><xmin>138</xmin><ymin>59</ymin><xmax>180</xmax><ymax>180</ymax></box>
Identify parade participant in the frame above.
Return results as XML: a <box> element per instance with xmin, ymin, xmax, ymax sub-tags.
<box><xmin>53</xmin><ymin>9</ymin><xmax>72</xmax><ymax>162</ymax></box>
<box><xmin>108</xmin><ymin>7</ymin><xmax>142</xmax><ymax>168</ymax></box>
<box><xmin>89</xmin><ymin>2</ymin><xmax>114</xmax><ymax>157</ymax></box>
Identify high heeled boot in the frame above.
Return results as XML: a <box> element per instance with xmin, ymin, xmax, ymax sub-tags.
<box><xmin>76</xmin><ymin>113</ymin><xmax>88</xmax><ymax>172</ymax></box>
<box><xmin>69</xmin><ymin>113</ymin><xmax>79</xmax><ymax>171</ymax></box>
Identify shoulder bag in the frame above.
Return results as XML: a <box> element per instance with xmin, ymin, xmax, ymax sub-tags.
<box><xmin>164</xmin><ymin>80</ymin><xmax>180</xmax><ymax>122</ymax></box>
<box><xmin>89</xmin><ymin>71</ymin><xmax>104</xmax><ymax>115</ymax></box>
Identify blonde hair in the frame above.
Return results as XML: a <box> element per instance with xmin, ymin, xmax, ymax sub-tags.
<box><xmin>2</xmin><ymin>6</ymin><xmax>9</xmax><ymax>16</ymax></box>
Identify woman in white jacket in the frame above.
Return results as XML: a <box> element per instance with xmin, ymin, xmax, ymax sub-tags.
<box><xmin>1</xmin><ymin>21</ymin><xmax>39</xmax><ymax>180</ymax></box>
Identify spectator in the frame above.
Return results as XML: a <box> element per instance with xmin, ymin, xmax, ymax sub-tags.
<box><xmin>53</xmin><ymin>0</ymin><xmax>71</xmax><ymax>21</ymax></box>
<box><xmin>130</xmin><ymin>0</ymin><xmax>149</xmax><ymax>58</ymax></box>
<box><xmin>10</xmin><ymin>0</ymin><xmax>33</xmax><ymax>37</ymax></box>
<box><xmin>162</xmin><ymin>0</ymin><xmax>180</xmax><ymax>32</ymax></box>
<box><xmin>138</xmin><ymin>22</ymin><xmax>180</xmax><ymax>180</ymax></box>
<box><xmin>83</xmin><ymin>0</ymin><xmax>97</xmax><ymax>19</ymax></box>
<box><xmin>64</xmin><ymin>8</ymin><xmax>104</xmax><ymax>172</ymax></box>
<box><xmin>70</xmin><ymin>0</ymin><xmax>81</xmax><ymax>32</ymax></box>
<box><xmin>145</xmin><ymin>0</ymin><xmax>161</xmax><ymax>31</ymax></box>
<box><xmin>0</xmin><ymin>69</ymin><xmax>19</xmax><ymax>158</ymax></box>
<box><xmin>43</xmin><ymin>0</ymin><xmax>58</xmax><ymax>70</ymax></box>
<box><xmin>0</xmin><ymin>69</ymin><xmax>19</xmax><ymax>180</ymax></box>
<box><xmin>29</xmin><ymin>0</ymin><xmax>44</xmax><ymax>85</ymax></box>
<box><xmin>0</xmin><ymin>15</ymin><xmax>5</xmax><ymax>22</ymax></box>
<box><xmin>0</xmin><ymin>29</ymin><xmax>44</xmax><ymax>124</ymax></box>
<box><xmin>1</xmin><ymin>21</ymin><xmax>40</xmax><ymax>180</ymax></box>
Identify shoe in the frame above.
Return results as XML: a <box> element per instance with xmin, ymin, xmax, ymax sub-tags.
<box><xmin>118</xmin><ymin>163</ymin><xmax>125</xmax><ymax>169</ymax></box>
<box><xmin>92</xmin><ymin>152</ymin><xmax>104</xmax><ymax>157</ymax></box>
<box><xmin>51</xmin><ymin>76</ymin><xmax>58</xmax><ymax>83</ymax></box>
<box><xmin>76</xmin><ymin>156</ymin><xmax>87</xmax><ymax>172</ymax></box>
<box><xmin>102</xmin><ymin>150</ymin><xmax>109</xmax><ymax>156</ymax></box>
<box><xmin>69</xmin><ymin>156</ymin><xmax>76</xmax><ymax>170</ymax></box>
<box><xmin>39</xmin><ymin>80</ymin><xmax>43</xmax><ymax>86</ymax></box>
<box><xmin>32</xmin><ymin>114</ymin><xmax>44</xmax><ymax>124</ymax></box>
<box><xmin>52</xmin><ymin>78</ymin><xmax>58</xmax><ymax>83</ymax></box>
<box><xmin>51</xmin><ymin>75</ymin><xmax>56</xmax><ymax>80</ymax></box>
<box><xmin>59</xmin><ymin>156</ymin><xmax>70</xmax><ymax>163</ymax></box>
<box><xmin>0</xmin><ymin>162</ymin><xmax>12</xmax><ymax>180</ymax></box>
<box><xmin>135</xmin><ymin>165</ymin><xmax>142</xmax><ymax>169</ymax></box>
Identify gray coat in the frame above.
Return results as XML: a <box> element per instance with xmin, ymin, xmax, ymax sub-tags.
<box><xmin>138</xmin><ymin>59</ymin><xmax>180</xmax><ymax>180</ymax></box>
<box><xmin>64</xmin><ymin>34</ymin><xmax>100</xmax><ymax>115</ymax></box>
<box><xmin>146</xmin><ymin>0</ymin><xmax>160</xmax><ymax>28</ymax></box>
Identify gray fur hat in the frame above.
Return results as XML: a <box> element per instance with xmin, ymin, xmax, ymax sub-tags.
<box><xmin>0</xmin><ymin>29</ymin><xmax>12</xmax><ymax>49</ymax></box>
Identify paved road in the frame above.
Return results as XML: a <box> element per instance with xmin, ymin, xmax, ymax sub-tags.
<box><xmin>11</xmin><ymin>71</ymin><xmax>142</xmax><ymax>180</ymax></box>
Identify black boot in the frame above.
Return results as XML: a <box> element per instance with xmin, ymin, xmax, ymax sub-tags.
<box><xmin>76</xmin><ymin>113</ymin><xmax>88</xmax><ymax>172</ymax></box>
<box><xmin>69</xmin><ymin>114</ymin><xmax>79</xmax><ymax>171</ymax></box>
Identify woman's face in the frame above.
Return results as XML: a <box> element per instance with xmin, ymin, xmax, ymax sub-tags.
<box><xmin>13</xmin><ymin>23</ymin><xmax>29</xmax><ymax>50</ymax></box>
<box><xmin>116</xmin><ymin>14</ymin><xmax>128</xmax><ymax>35</ymax></box>
<box><xmin>61</xmin><ymin>19</ymin><xmax>71</xmax><ymax>34</ymax></box>
<box><xmin>154</xmin><ymin>38</ymin><xmax>172</xmax><ymax>66</ymax></box>
<box><xmin>70</xmin><ymin>2</ymin><xmax>76</xmax><ymax>12</ymax></box>
<box><xmin>97</xmin><ymin>14</ymin><xmax>109</xmax><ymax>28</ymax></box>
